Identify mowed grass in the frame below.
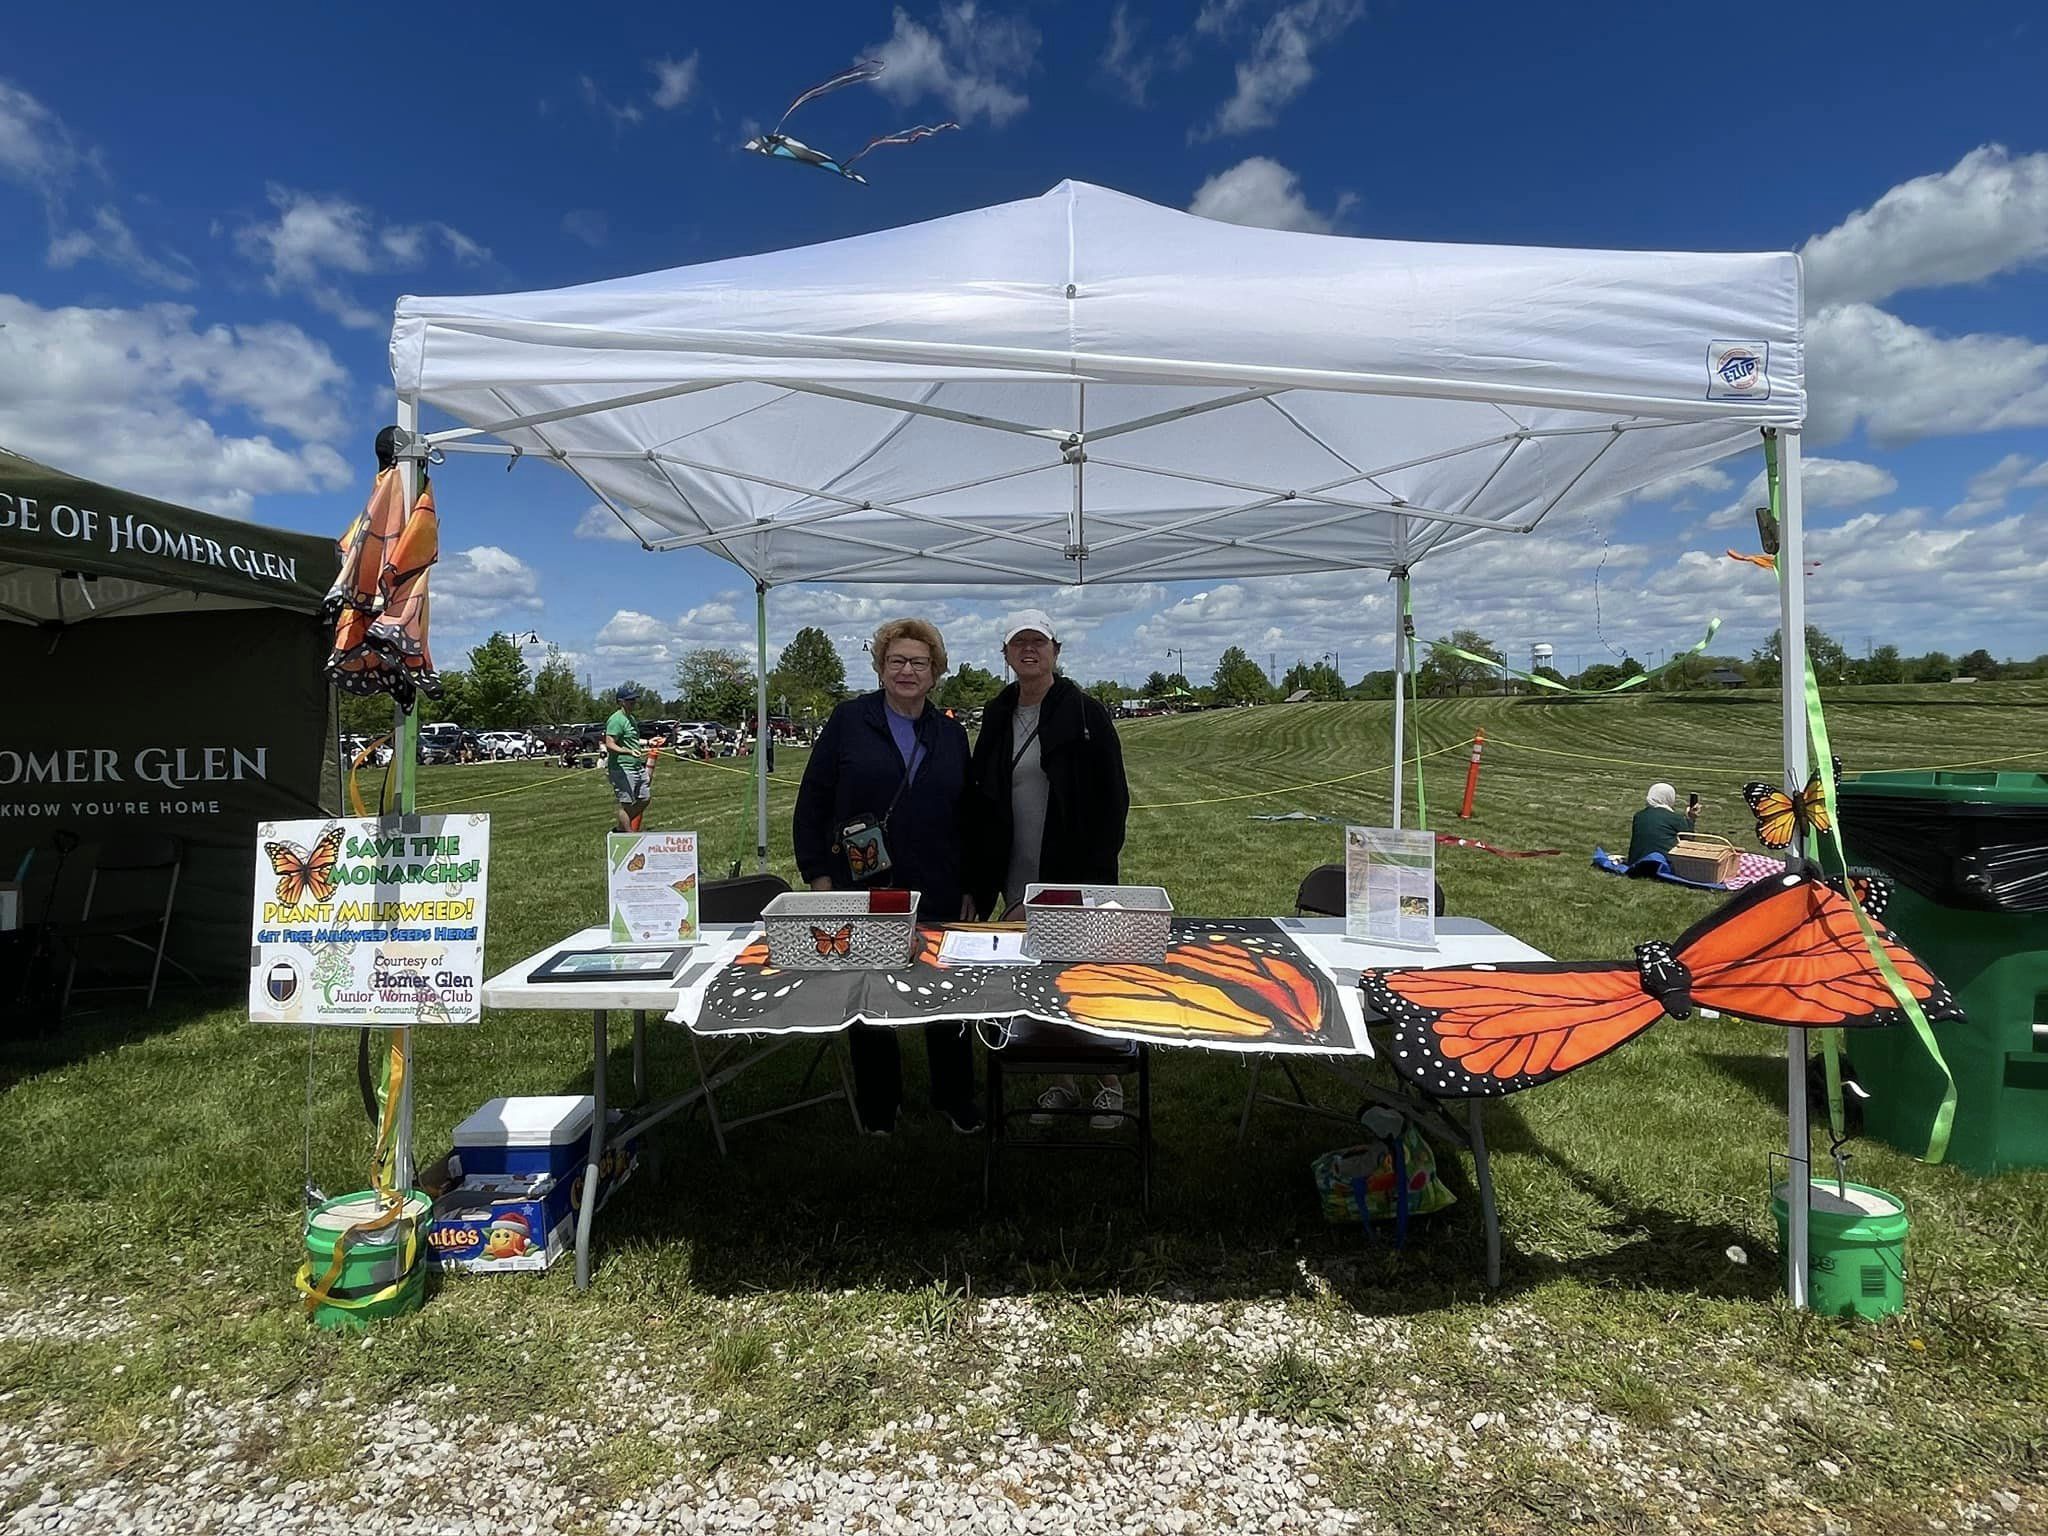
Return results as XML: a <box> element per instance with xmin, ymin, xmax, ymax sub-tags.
<box><xmin>2</xmin><ymin>684</ymin><xmax>2045</xmax><ymax>1527</ymax></box>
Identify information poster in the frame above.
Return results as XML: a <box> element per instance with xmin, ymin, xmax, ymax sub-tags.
<box><xmin>1345</xmin><ymin>825</ymin><xmax>1437</xmax><ymax>949</ymax></box>
<box><xmin>607</xmin><ymin>830</ymin><xmax>699</xmax><ymax>945</ymax></box>
<box><xmin>249</xmin><ymin>814</ymin><xmax>491</xmax><ymax>1025</ymax></box>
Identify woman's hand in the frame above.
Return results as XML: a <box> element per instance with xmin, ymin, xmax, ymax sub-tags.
<box><xmin>959</xmin><ymin>895</ymin><xmax>978</xmax><ymax>921</ymax></box>
<box><xmin>810</xmin><ymin>876</ymin><xmax>834</xmax><ymax>892</ymax></box>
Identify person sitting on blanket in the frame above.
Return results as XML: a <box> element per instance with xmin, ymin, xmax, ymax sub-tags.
<box><xmin>1627</xmin><ymin>782</ymin><xmax>1697</xmax><ymax>864</ymax></box>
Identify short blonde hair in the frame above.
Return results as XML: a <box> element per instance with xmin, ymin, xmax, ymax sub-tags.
<box><xmin>870</xmin><ymin>618</ymin><xmax>948</xmax><ymax>679</ymax></box>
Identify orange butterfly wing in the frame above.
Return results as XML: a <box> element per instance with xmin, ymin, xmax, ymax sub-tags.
<box><xmin>265</xmin><ymin>841</ymin><xmax>311</xmax><ymax>907</ymax></box>
<box><xmin>1678</xmin><ymin>873</ymin><xmax>1958</xmax><ymax>1029</ymax></box>
<box><xmin>1364</xmin><ymin>965</ymin><xmax>1665</xmax><ymax>1096</ymax></box>
<box><xmin>811</xmin><ymin>924</ymin><xmax>853</xmax><ymax>956</ymax></box>
<box><xmin>302</xmin><ymin>825</ymin><xmax>344</xmax><ymax>903</ymax></box>
<box><xmin>1050</xmin><ymin>934</ymin><xmax>1331</xmax><ymax>1043</ymax></box>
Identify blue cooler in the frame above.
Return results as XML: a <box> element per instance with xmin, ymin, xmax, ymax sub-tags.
<box><xmin>451</xmin><ymin>1096</ymin><xmax>595</xmax><ymax>1183</ymax></box>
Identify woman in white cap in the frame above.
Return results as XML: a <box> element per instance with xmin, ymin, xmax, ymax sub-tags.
<box><xmin>1627</xmin><ymin>781</ymin><xmax>1697</xmax><ymax>864</ymax></box>
<box><xmin>968</xmin><ymin>609</ymin><xmax>1132</xmax><ymax>1129</ymax></box>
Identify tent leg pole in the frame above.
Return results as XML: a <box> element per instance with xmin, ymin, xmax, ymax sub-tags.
<box><xmin>392</xmin><ymin>392</ymin><xmax>421</xmax><ymax>1194</ymax></box>
<box><xmin>1769</xmin><ymin>428</ymin><xmax>1811</xmax><ymax>1311</ymax></box>
<box><xmin>755</xmin><ymin>583</ymin><xmax>770</xmax><ymax>875</ymax></box>
<box><xmin>1390</xmin><ymin>571</ymin><xmax>1409</xmax><ymax>830</ymax></box>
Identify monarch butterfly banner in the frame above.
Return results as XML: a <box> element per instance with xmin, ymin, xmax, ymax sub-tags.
<box><xmin>248</xmin><ymin>813</ymin><xmax>492</xmax><ymax>1025</ymax></box>
<box><xmin>685</xmin><ymin>920</ymin><xmax>1369</xmax><ymax>1055</ymax></box>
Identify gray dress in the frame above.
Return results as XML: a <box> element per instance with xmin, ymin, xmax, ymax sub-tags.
<box><xmin>1002</xmin><ymin>701</ymin><xmax>1049</xmax><ymax>911</ymax></box>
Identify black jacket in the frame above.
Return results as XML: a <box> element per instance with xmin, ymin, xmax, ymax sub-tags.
<box><xmin>793</xmin><ymin>692</ymin><xmax>972</xmax><ymax>916</ymax></box>
<box><xmin>967</xmin><ymin>676</ymin><xmax>1130</xmax><ymax>916</ymax></box>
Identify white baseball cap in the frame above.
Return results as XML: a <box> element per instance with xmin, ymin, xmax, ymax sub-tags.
<box><xmin>1002</xmin><ymin>609</ymin><xmax>1057</xmax><ymax>645</ymax></box>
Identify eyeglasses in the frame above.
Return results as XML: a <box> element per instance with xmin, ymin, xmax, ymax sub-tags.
<box><xmin>883</xmin><ymin>656</ymin><xmax>932</xmax><ymax>674</ymax></box>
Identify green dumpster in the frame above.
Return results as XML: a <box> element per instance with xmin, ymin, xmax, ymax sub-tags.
<box><xmin>1836</xmin><ymin>771</ymin><xmax>2048</xmax><ymax>1173</ymax></box>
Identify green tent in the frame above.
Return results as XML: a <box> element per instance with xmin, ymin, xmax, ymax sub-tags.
<box><xmin>1</xmin><ymin>449</ymin><xmax>342</xmax><ymax>984</ymax></box>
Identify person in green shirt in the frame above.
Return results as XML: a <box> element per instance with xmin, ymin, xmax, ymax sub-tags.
<box><xmin>1627</xmin><ymin>781</ymin><xmax>1696</xmax><ymax>864</ymax></box>
<box><xmin>601</xmin><ymin>685</ymin><xmax>664</xmax><ymax>833</ymax></box>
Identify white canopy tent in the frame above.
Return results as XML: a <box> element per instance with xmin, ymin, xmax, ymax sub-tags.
<box><xmin>390</xmin><ymin>179</ymin><xmax>1823</xmax><ymax>1300</ymax></box>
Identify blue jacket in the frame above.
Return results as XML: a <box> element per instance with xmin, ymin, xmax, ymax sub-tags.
<box><xmin>793</xmin><ymin>692</ymin><xmax>972</xmax><ymax>916</ymax></box>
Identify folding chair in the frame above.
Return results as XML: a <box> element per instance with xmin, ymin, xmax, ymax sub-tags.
<box><xmin>60</xmin><ymin>833</ymin><xmax>195</xmax><ymax>1012</ymax></box>
<box><xmin>985</xmin><ymin>1023</ymin><xmax>1152</xmax><ymax>1212</ymax></box>
<box><xmin>683</xmin><ymin>873</ymin><xmax>863</xmax><ymax>1151</ymax></box>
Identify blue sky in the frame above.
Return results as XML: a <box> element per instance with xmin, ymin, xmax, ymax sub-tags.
<box><xmin>3</xmin><ymin>1</ymin><xmax>2045</xmax><ymax>689</ymax></box>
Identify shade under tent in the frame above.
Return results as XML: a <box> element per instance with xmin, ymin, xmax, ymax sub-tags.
<box><xmin>390</xmin><ymin>179</ymin><xmax>1823</xmax><ymax>1300</ymax></box>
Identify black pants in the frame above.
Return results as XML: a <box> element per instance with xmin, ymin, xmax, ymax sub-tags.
<box><xmin>848</xmin><ymin>1020</ymin><xmax>975</xmax><ymax>1126</ymax></box>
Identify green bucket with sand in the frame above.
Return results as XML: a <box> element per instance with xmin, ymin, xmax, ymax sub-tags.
<box><xmin>1772</xmin><ymin>1179</ymin><xmax>1909</xmax><ymax>1320</ymax></box>
<box><xmin>297</xmin><ymin>1189</ymin><xmax>431</xmax><ymax>1329</ymax></box>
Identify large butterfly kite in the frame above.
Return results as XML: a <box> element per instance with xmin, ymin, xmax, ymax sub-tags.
<box><xmin>742</xmin><ymin>60</ymin><xmax>957</xmax><ymax>183</ymax></box>
<box><xmin>1363</xmin><ymin>873</ymin><xmax>1959</xmax><ymax>1098</ymax></box>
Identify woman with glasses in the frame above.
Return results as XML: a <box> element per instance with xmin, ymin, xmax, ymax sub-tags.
<box><xmin>794</xmin><ymin>618</ymin><xmax>980</xmax><ymax>1136</ymax></box>
<box><xmin>966</xmin><ymin>609</ymin><xmax>1132</xmax><ymax>1129</ymax></box>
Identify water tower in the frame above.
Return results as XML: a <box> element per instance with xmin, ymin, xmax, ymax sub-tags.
<box><xmin>1531</xmin><ymin>642</ymin><xmax>1554</xmax><ymax>674</ymax></box>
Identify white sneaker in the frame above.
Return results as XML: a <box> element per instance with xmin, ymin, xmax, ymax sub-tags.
<box><xmin>1030</xmin><ymin>1084</ymin><xmax>1080</xmax><ymax>1125</ymax></box>
<box><xmin>1089</xmin><ymin>1085</ymin><xmax>1126</xmax><ymax>1131</ymax></box>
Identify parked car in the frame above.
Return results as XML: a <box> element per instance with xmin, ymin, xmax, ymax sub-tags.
<box><xmin>339</xmin><ymin>734</ymin><xmax>393</xmax><ymax>766</ymax></box>
<box><xmin>478</xmin><ymin>730</ymin><xmax>543</xmax><ymax>760</ymax></box>
<box><xmin>667</xmin><ymin>720</ymin><xmax>722</xmax><ymax>756</ymax></box>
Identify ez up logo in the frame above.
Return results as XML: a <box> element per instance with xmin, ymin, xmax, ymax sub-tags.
<box><xmin>1707</xmin><ymin>340</ymin><xmax>1770</xmax><ymax>400</ymax></box>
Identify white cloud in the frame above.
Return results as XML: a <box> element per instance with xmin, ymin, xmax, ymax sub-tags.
<box><xmin>46</xmin><ymin>205</ymin><xmax>196</xmax><ymax>291</ymax></box>
<box><xmin>1805</xmin><ymin>302</ymin><xmax>2048</xmax><ymax>447</ymax></box>
<box><xmin>580</xmin><ymin>74</ymin><xmax>646</xmax><ymax>128</ymax></box>
<box><xmin>561</xmin><ymin>209</ymin><xmax>610</xmax><ymax>248</ymax></box>
<box><xmin>869</xmin><ymin>4</ymin><xmax>1040</xmax><ymax>126</ymax></box>
<box><xmin>1197</xmin><ymin>0</ymin><xmax>1362</xmax><ymax>139</ymax></box>
<box><xmin>432</xmin><ymin>545</ymin><xmax>545</xmax><ymax>634</ymax></box>
<box><xmin>0</xmin><ymin>293</ymin><xmax>353</xmax><ymax>517</ymax></box>
<box><xmin>1101</xmin><ymin>4</ymin><xmax>1155</xmax><ymax>103</ymax></box>
<box><xmin>1947</xmin><ymin>452</ymin><xmax>2048</xmax><ymax>522</ymax></box>
<box><xmin>233</xmin><ymin>186</ymin><xmax>489</xmax><ymax>331</ymax></box>
<box><xmin>1802</xmin><ymin>145</ymin><xmax>2048</xmax><ymax>309</ymax></box>
<box><xmin>1633</xmin><ymin>464</ymin><xmax>1732</xmax><ymax>505</ymax></box>
<box><xmin>650</xmin><ymin>54</ymin><xmax>700</xmax><ymax>110</ymax></box>
<box><xmin>1699</xmin><ymin>456</ymin><xmax>1897</xmax><ymax>531</ymax></box>
<box><xmin>1188</xmin><ymin>156</ymin><xmax>1349</xmax><ymax>233</ymax></box>
<box><xmin>574</xmin><ymin>503</ymin><xmax>666</xmax><ymax>543</ymax></box>
<box><xmin>0</xmin><ymin>79</ymin><xmax>91</xmax><ymax>194</ymax></box>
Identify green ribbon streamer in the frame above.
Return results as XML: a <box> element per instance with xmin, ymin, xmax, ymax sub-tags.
<box><xmin>1401</xmin><ymin>580</ymin><xmax>1428</xmax><ymax>831</ymax></box>
<box><xmin>1423</xmin><ymin>617</ymin><xmax>1723</xmax><ymax>697</ymax></box>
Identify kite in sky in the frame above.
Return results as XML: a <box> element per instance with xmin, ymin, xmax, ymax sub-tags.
<box><xmin>742</xmin><ymin>60</ymin><xmax>958</xmax><ymax>184</ymax></box>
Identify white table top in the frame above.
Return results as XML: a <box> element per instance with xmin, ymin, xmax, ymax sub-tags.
<box><xmin>483</xmin><ymin>917</ymin><xmax>1551</xmax><ymax>1017</ymax></box>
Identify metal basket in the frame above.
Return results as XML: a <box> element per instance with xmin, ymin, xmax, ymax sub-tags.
<box><xmin>762</xmin><ymin>891</ymin><xmax>921</xmax><ymax>971</ymax></box>
<box><xmin>1022</xmin><ymin>884</ymin><xmax>1174</xmax><ymax>964</ymax></box>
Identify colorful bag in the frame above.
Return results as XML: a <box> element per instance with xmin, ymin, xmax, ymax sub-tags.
<box><xmin>1311</xmin><ymin>1107</ymin><xmax>1455</xmax><ymax>1242</ymax></box>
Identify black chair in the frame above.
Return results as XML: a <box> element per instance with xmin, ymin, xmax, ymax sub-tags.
<box><xmin>684</xmin><ymin>873</ymin><xmax>864</xmax><ymax>1150</ymax></box>
<box><xmin>1294</xmin><ymin>863</ymin><xmax>1444</xmax><ymax>918</ymax></box>
<box><xmin>59</xmin><ymin>833</ymin><xmax>194</xmax><ymax>1012</ymax></box>
<box><xmin>985</xmin><ymin>1023</ymin><xmax>1152</xmax><ymax>1212</ymax></box>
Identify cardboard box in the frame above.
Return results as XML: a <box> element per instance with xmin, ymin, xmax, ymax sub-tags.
<box><xmin>428</xmin><ymin>1119</ymin><xmax>637</xmax><ymax>1274</ymax></box>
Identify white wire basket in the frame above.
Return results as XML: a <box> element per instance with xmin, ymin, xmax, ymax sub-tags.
<box><xmin>1021</xmin><ymin>884</ymin><xmax>1174</xmax><ymax>964</ymax></box>
<box><xmin>762</xmin><ymin>891</ymin><xmax>921</xmax><ymax>971</ymax></box>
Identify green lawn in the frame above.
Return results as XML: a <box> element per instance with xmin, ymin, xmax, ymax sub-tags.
<box><xmin>3</xmin><ymin>686</ymin><xmax>2045</xmax><ymax>1531</ymax></box>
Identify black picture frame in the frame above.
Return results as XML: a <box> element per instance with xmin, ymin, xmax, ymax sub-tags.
<box><xmin>531</xmin><ymin>946</ymin><xmax>692</xmax><ymax>983</ymax></box>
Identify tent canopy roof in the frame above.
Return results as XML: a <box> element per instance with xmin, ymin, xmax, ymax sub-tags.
<box><xmin>395</xmin><ymin>180</ymin><xmax>1803</xmax><ymax>587</ymax></box>
<box><xmin>0</xmin><ymin>449</ymin><xmax>338</xmax><ymax>625</ymax></box>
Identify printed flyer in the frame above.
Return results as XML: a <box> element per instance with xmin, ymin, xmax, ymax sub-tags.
<box><xmin>1344</xmin><ymin>825</ymin><xmax>1437</xmax><ymax>950</ymax></box>
<box><xmin>607</xmin><ymin>830</ymin><xmax>699</xmax><ymax>945</ymax></box>
<box><xmin>249</xmin><ymin>814</ymin><xmax>491</xmax><ymax>1024</ymax></box>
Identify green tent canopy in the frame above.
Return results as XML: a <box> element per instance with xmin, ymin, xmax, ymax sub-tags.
<box><xmin>1</xmin><ymin>448</ymin><xmax>343</xmax><ymax>984</ymax></box>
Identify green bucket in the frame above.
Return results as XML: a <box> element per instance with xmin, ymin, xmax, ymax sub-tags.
<box><xmin>1772</xmin><ymin>1179</ymin><xmax>1909</xmax><ymax>1320</ymax></box>
<box><xmin>297</xmin><ymin>1190</ymin><xmax>431</xmax><ymax>1330</ymax></box>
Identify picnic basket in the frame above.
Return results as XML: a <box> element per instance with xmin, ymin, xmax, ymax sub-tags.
<box><xmin>762</xmin><ymin>890</ymin><xmax>920</xmax><ymax>970</ymax></box>
<box><xmin>1667</xmin><ymin>832</ymin><xmax>1740</xmax><ymax>884</ymax></box>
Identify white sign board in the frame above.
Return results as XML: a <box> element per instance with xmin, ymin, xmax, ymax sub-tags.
<box><xmin>1345</xmin><ymin>825</ymin><xmax>1437</xmax><ymax>950</ymax></box>
<box><xmin>249</xmin><ymin>814</ymin><xmax>491</xmax><ymax>1025</ymax></box>
<box><xmin>607</xmin><ymin>831</ymin><xmax>699</xmax><ymax>945</ymax></box>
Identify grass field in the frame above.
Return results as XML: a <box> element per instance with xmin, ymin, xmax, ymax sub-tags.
<box><xmin>3</xmin><ymin>685</ymin><xmax>2046</xmax><ymax>1532</ymax></box>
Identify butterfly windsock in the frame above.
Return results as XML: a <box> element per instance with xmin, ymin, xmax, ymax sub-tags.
<box><xmin>1362</xmin><ymin>873</ymin><xmax>1959</xmax><ymax>1098</ymax></box>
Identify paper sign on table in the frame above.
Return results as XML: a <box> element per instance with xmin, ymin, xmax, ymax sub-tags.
<box><xmin>936</xmin><ymin>929</ymin><xmax>1038</xmax><ymax>966</ymax></box>
<box><xmin>249</xmin><ymin>814</ymin><xmax>491</xmax><ymax>1025</ymax></box>
<box><xmin>1345</xmin><ymin>825</ymin><xmax>1437</xmax><ymax>950</ymax></box>
<box><xmin>607</xmin><ymin>831</ymin><xmax>699</xmax><ymax>945</ymax></box>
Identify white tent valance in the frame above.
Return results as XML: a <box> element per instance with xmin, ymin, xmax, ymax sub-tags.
<box><xmin>393</xmin><ymin>180</ymin><xmax>1803</xmax><ymax>586</ymax></box>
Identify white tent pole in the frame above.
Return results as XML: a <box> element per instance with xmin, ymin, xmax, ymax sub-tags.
<box><xmin>1773</xmin><ymin>428</ymin><xmax>1812</xmax><ymax>1310</ymax></box>
<box><xmin>1391</xmin><ymin>568</ymin><xmax>1408</xmax><ymax>831</ymax></box>
<box><xmin>755</xmin><ymin>583</ymin><xmax>770</xmax><ymax>875</ymax></box>
<box><xmin>392</xmin><ymin>392</ymin><xmax>419</xmax><ymax>1194</ymax></box>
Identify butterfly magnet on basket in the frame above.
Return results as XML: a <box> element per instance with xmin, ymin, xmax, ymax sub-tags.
<box><xmin>1742</xmin><ymin>756</ymin><xmax>1843</xmax><ymax>851</ymax></box>
<box><xmin>1361</xmin><ymin>873</ymin><xmax>1959</xmax><ymax>1098</ymax></box>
